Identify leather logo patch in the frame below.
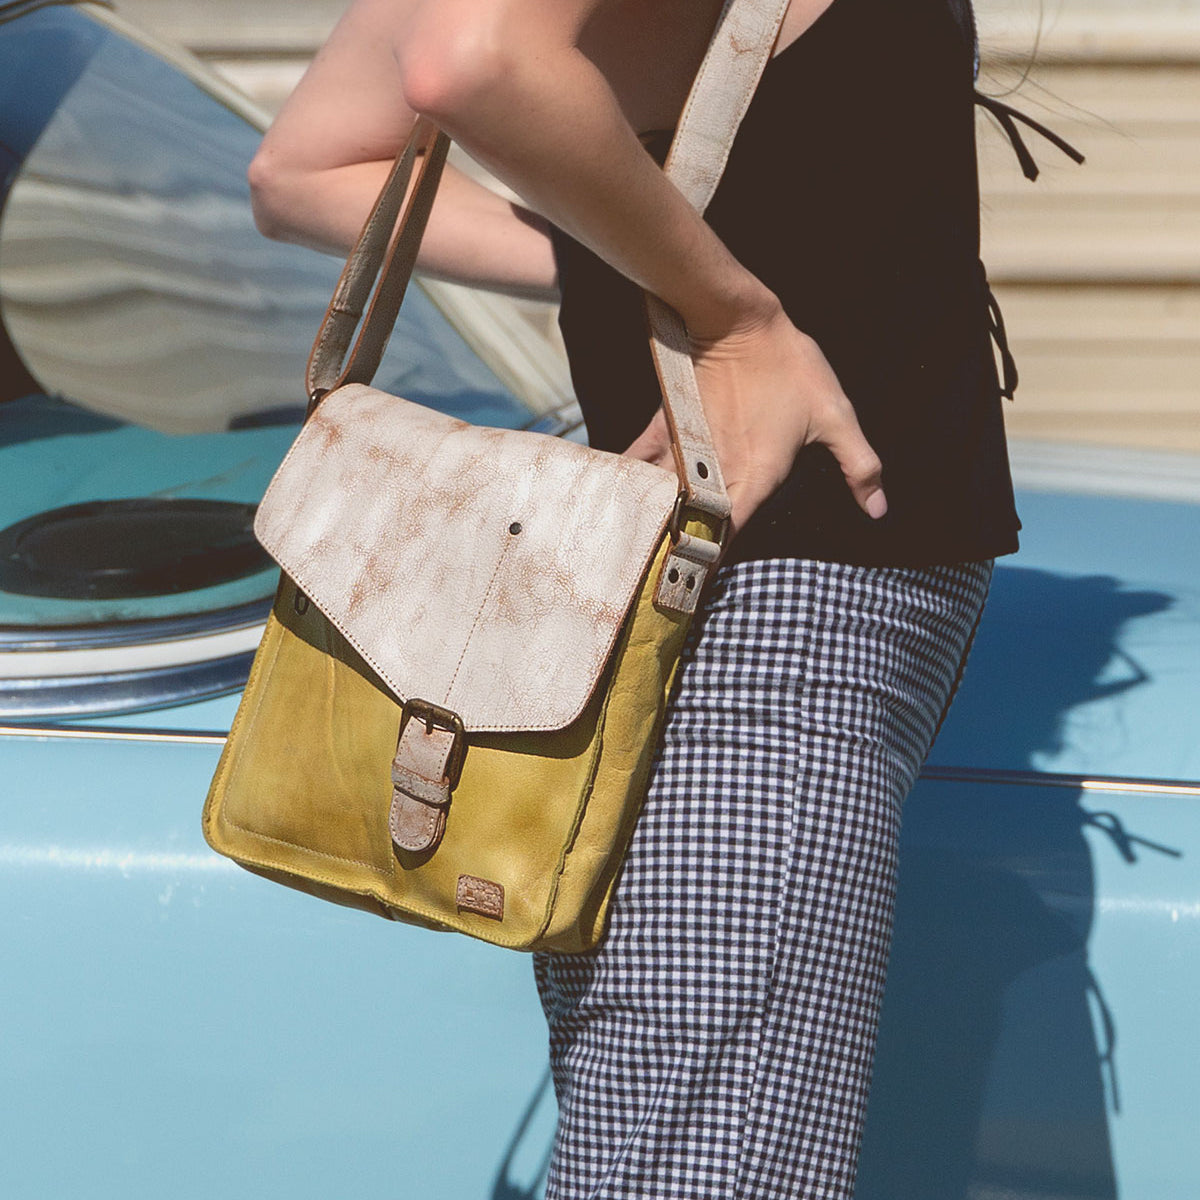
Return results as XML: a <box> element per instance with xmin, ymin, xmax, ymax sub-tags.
<box><xmin>457</xmin><ymin>874</ymin><xmax>504</xmax><ymax>921</ymax></box>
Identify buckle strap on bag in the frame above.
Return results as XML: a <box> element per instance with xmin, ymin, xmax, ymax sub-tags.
<box><xmin>389</xmin><ymin>699</ymin><xmax>465</xmax><ymax>854</ymax></box>
<box><xmin>655</xmin><ymin>528</ymin><xmax>723</xmax><ymax>615</ymax></box>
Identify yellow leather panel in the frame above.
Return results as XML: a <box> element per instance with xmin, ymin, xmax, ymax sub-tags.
<box><xmin>203</xmin><ymin>533</ymin><xmax>691</xmax><ymax>951</ymax></box>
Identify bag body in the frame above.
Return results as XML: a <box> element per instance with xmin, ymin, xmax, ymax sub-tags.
<box><xmin>204</xmin><ymin>388</ymin><xmax>707</xmax><ymax>952</ymax></box>
<box><xmin>202</xmin><ymin>0</ymin><xmax>792</xmax><ymax>951</ymax></box>
<box><xmin>204</xmin><ymin>541</ymin><xmax>690</xmax><ymax>952</ymax></box>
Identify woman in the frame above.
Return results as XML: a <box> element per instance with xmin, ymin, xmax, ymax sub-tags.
<box><xmin>250</xmin><ymin>0</ymin><xmax>1012</xmax><ymax>1195</ymax></box>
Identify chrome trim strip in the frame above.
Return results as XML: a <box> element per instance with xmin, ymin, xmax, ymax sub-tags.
<box><xmin>0</xmin><ymin>723</ymin><xmax>227</xmax><ymax>745</ymax></box>
<box><xmin>0</xmin><ymin>652</ymin><xmax>253</xmax><ymax>721</ymax></box>
<box><xmin>921</xmin><ymin>764</ymin><xmax>1200</xmax><ymax>797</ymax></box>
<box><xmin>0</xmin><ymin>722</ymin><xmax>1197</xmax><ymax>799</ymax></box>
<box><xmin>1</xmin><ymin>625</ymin><xmax>264</xmax><ymax>679</ymax></box>
<box><xmin>0</xmin><ymin>597</ymin><xmax>272</xmax><ymax>652</ymax></box>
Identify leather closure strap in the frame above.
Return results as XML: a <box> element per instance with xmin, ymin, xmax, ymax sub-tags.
<box><xmin>654</xmin><ymin>530</ymin><xmax>723</xmax><ymax>615</ymax></box>
<box><xmin>389</xmin><ymin>699</ymin><xmax>465</xmax><ymax>854</ymax></box>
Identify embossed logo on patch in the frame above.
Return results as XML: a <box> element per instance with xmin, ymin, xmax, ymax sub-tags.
<box><xmin>457</xmin><ymin>874</ymin><xmax>504</xmax><ymax>920</ymax></box>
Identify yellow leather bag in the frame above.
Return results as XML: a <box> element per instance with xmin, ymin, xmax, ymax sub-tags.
<box><xmin>203</xmin><ymin>0</ymin><xmax>789</xmax><ymax>951</ymax></box>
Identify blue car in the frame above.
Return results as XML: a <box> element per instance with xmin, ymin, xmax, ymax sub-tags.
<box><xmin>1</xmin><ymin>4</ymin><xmax>1196</xmax><ymax>1198</ymax></box>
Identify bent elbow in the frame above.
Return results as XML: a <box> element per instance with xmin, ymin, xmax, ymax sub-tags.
<box><xmin>397</xmin><ymin>26</ymin><xmax>510</xmax><ymax>126</ymax></box>
<box><xmin>246</xmin><ymin>149</ymin><xmax>296</xmax><ymax>242</ymax></box>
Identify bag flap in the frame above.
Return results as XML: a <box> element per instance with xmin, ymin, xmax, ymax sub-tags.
<box><xmin>254</xmin><ymin>384</ymin><xmax>680</xmax><ymax>733</ymax></box>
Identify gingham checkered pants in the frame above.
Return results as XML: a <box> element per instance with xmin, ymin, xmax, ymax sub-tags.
<box><xmin>534</xmin><ymin>556</ymin><xmax>993</xmax><ymax>1200</ymax></box>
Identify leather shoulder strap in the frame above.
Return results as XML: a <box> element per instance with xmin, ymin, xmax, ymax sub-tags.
<box><xmin>667</xmin><ymin>0</ymin><xmax>793</xmax><ymax>215</ymax></box>
<box><xmin>304</xmin><ymin>0</ymin><xmax>791</xmax><ymax>527</ymax></box>
<box><xmin>648</xmin><ymin>0</ymin><xmax>792</xmax><ymax>523</ymax></box>
<box><xmin>305</xmin><ymin>118</ymin><xmax>449</xmax><ymax>403</ymax></box>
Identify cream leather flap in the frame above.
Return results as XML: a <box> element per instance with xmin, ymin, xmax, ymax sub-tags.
<box><xmin>254</xmin><ymin>384</ymin><xmax>680</xmax><ymax>733</ymax></box>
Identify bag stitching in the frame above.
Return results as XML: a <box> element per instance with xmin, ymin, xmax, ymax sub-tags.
<box><xmin>444</xmin><ymin>536</ymin><xmax>513</xmax><ymax>704</ymax></box>
<box><xmin>257</xmin><ymin>390</ymin><xmax>677</xmax><ymax>733</ymax></box>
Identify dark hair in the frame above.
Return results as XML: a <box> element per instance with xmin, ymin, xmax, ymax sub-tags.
<box><xmin>964</xmin><ymin>1</ymin><xmax>1055</xmax><ymax>96</ymax></box>
<box><xmin>944</xmin><ymin>0</ymin><xmax>981</xmax><ymax>78</ymax></box>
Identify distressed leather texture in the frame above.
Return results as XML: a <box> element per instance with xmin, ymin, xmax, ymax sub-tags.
<box><xmin>390</xmin><ymin>794</ymin><xmax>445</xmax><ymax>854</ymax></box>
<box><xmin>664</xmin><ymin>0</ymin><xmax>792</xmax><ymax>213</ymax></box>
<box><xmin>639</xmin><ymin>0</ymin><xmax>792</xmax><ymax>521</ymax></box>
<box><xmin>654</xmin><ymin>531</ymin><xmax>722</xmax><ymax>615</ymax></box>
<box><xmin>645</xmin><ymin>296</ymin><xmax>731</xmax><ymax>520</ymax></box>
<box><xmin>203</xmin><ymin>553</ymin><xmax>693</xmax><ymax>951</ymax></box>
<box><xmin>389</xmin><ymin>718</ymin><xmax>456</xmax><ymax>852</ymax></box>
<box><xmin>204</xmin><ymin>0</ymin><xmax>791</xmax><ymax>952</ymax></box>
<box><xmin>254</xmin><ymin>384</ymin><xmax>680</xmax><ymax>732</ymax></box>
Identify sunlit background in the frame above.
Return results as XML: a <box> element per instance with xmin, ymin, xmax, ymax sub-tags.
<box><xmin>116</xmin><ymin>0</ymin><xmax>1200</xmax><ymax>453</ymax></box>
<box><xmin>2</xmin><ymin>8</ymin><xmax>1198</xmax><ymax>1200</ymax></box>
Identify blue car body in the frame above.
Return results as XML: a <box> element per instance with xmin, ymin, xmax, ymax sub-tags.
<box><xmin>1</xmin><ymin>5</ymin><xmax>1196</xmax><ymax>1199</ymax></box>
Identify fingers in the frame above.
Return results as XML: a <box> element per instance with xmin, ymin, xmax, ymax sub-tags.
<box><xmin>622</xmin><ymin>407</ymin><xmax>673</xmax><ymax>466</ymax></box>
<box><xmin>820</xmin><ymin>399</ymin><xmax>887</xmax><ymax>519</ymax></box>
<box><xmin>626</xmin><ymin>367</ymin><xmax>887</xmax><ymax>538</ymax></box>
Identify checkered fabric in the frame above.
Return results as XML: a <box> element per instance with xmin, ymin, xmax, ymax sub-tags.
<box><xmin>534</xmin><ymin>557</ymin><xmax>993</xmax><ymax>1200</ymax></box>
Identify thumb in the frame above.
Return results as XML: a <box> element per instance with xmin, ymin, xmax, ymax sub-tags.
<box><xmin>623</xmin><ymin>407</ymin><xmax>673</xmax><ymax>466</ymax></box>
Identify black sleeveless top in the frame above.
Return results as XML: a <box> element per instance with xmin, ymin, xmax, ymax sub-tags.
<box><xmin>550</xmin><ymin>0</ymin><xmax>1024</xmax><ymax>568</ymax></box>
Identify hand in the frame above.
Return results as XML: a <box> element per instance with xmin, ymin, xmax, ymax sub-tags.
<box><xmin>625</xmin><ymin>302</ymin><xmax>886</xmax><ymax>539</ymax></box>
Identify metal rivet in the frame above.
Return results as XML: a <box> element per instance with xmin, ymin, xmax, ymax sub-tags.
<box><xmin>696</xmin><ymin>461</ymin><xmax>709</xmax><ymax>480</ymax></box>
<box><xmin>293</xmin><ymin>590</ymin><xmax>310</xmax><ymax>614</ymax></box>
<box><xmin>667</xmin><ymin>566</ymin><xmax>680</xmax><ymax>584</ymax></box>
<box><xmin>509</xmin><ymin>521</ymin><xmax>522</xmax><ymax>535</ymax></box>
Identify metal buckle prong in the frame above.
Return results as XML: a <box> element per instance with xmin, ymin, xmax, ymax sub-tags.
<box><xmin>668</xmin><ymin>491</ymin><xmax>730</xmax><ymax>551</ymax></box>
<box><xmin>401</xmin><ymin>698</ymin><xmax>467</xmax><ymax>789</ymax></box>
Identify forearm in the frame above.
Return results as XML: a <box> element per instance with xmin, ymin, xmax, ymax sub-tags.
<box><xmin>419</xmin><ymin>166</ymin><xmax>558</xmax><ymax>299</ymax></box>
<box><xmin>250</xmin><ymin>150</ymin><xmax>558</xmax><ymax>301</ymax></box>
<box><xmin>398</xmin><ymin>11</ymin><xmax>780</xmax><ymax>339</ymax></box>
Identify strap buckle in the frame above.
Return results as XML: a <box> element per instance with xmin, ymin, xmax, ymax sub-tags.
<box><xmin>401</xmin><ymin>698</ymin><xmax>467</xmax><ymax>791</ymax></box>
<box><xmin>668</xmin><ymin>491</ymin><xmax>729</xmax><ymax>551</ymax></box>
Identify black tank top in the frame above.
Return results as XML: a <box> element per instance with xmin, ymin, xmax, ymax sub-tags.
<box><xmin>550</xmin><ymin>0</ymin><xmax>1024</xmax><ymax>567</ymax></box>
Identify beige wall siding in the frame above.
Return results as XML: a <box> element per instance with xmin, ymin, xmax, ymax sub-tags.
<box><xmin>975</xmin><ymin>28</ymin><xmax>1200</xmax><ymax>447</ymax></box>
<box><xmin>114</xmin><ymin>0</ymin><xmax>1200</xmax><ymax>451</ymax></box>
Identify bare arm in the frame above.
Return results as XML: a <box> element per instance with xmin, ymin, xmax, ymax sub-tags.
<box><xmin>395</xmin><ymin>0</ymin><xmax>768</xmax><ymax>340</ymax></box>
<box><xmin>247</xmin><ymin>0</ymin><xmax>558</xmax><ymax>299</ymax></box>
<box><xmin>397</xmin><ymin>0</ymin><xmax>885</xmax><ymax>530</ymax></box>
<box><xmin>254</xmin><ymin>0</ymin><xmax>886</xmax><ymax>533</ymax></box>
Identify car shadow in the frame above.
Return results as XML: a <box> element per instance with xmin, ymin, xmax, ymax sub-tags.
<box><xmin>490</xmin><ymin>1067</ymin><xmax>554</xmax><ymax>1200</ymax></box>
<box><xmin>485</xmin><ymin>567</ymin><xmax>1176</xmax><ymax>1200</ymax></box>
<box><xmin>855</xmin><ymin>566</ymin><xmax>1176</xmax><ymax>1200</ymax></box>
